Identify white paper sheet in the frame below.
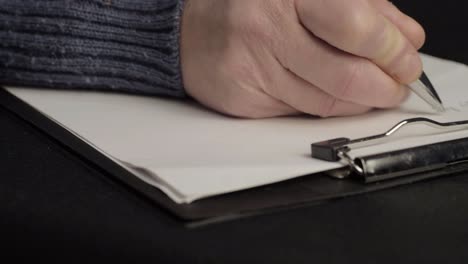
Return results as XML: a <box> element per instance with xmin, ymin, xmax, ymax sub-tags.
<box><xmin>6</xmin><ymin>54</ymin><xmax>468</xmax><ymax>203</ymax></box>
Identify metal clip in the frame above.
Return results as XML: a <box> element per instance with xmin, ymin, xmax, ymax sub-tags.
<box><xmin>311</xmin><ymin>117</ymin><xmax>468</xmax><ymax>180</ymax></box>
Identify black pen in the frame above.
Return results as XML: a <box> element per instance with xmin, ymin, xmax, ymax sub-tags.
<box><xmin>407</xmin><ymin>72</ymin><xmax>445</xmax><ymax>112</ymax></box>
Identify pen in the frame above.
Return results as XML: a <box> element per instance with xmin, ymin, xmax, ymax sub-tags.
<box><xmin>407</xmin><ymin>72</ymin><xmax>445</xmax><ymax>112</ymax></box>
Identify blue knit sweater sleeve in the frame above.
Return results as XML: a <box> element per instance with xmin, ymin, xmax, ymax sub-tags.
<box><xmin>0</xmin><ymin>0</ymin><xmax>186</xmax><ymax>97</ymax></box>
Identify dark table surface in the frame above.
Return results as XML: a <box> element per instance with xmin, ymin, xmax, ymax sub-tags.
<box><xmin>2</xmin><ymin>1</ymin><xmax>468</xmax><ymax>263</ymax></box>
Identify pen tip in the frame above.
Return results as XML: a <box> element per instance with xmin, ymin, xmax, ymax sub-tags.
<box><xmin>432</xmin><ymin>101</ymin><xmax>446</xmax><ymax>113</ymax></box>
<box><xmin>420</xmin><ymin>72</ymin><xmax>443</xmax><ymax>104</ymax></box>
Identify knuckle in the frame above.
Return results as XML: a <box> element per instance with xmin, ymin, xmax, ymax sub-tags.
<box><xmin>345</xmin><ymin>10</ymin><xmax>375</xmax><ymax>49</ymax></box>
<box><xmin>328</xmin><ymin>1</ymin><xmax>378</xmax><ymax>52</ymax></box>
<box><xmin>300</xmin><ymin>0</ymin><xmax>373</xmax><ymax>50</ymax></box>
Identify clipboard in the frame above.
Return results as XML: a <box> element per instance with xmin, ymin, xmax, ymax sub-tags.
<box><xmin>2</xmin><ymin>86</ymin><xmax>468</xmax><ymax>227</ymax></box>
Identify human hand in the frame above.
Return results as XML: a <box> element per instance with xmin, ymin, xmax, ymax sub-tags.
<box><xmin>180</xmin><ymin>0</ymin><xmax>425</xmax><ymax>118</ymax></box>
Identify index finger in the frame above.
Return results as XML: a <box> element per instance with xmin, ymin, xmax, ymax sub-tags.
<box><xmin>295</xmin><ymin>0</ymin><xmax>423</xmax><ymax>84</ymax></box>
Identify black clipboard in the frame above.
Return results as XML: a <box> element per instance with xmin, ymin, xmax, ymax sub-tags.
<box><xmin>2</xmin><ymin>87</ymin><xmax>467</xmax><ymax>226</ymax></box>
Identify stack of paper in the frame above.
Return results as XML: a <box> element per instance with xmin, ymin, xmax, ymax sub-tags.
<box><xmin>6</xmin><ymin>54</ymin><xmax>468</xmax><ymax>203</ymax></box>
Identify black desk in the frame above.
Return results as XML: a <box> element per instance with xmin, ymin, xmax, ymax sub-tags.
<box><xmin>2</xmin><ymin>2</ymin><xmax>468</xmax><ymax>263</ymax></box>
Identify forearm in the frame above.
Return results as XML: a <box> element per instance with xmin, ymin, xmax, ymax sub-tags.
<box><xmin>0</xmin><ymin>0</ymin><xmax>186</xmax><ymax>97</ymax></box>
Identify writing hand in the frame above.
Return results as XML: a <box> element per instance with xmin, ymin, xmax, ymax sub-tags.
<box><xmin>180</xmin><ymin>0</ymin><xmax>425</xmax><ymax>118</ymax></box>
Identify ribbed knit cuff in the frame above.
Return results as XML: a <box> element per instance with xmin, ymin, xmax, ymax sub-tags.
<box><xmin>0</xmin><ymin>0</ymin><xmax>186</xmax><ymax>97</ymax></box>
